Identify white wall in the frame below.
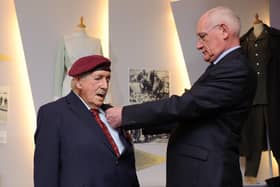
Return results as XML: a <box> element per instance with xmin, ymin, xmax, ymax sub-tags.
<box><xmin>0</xmin><ymin>0</ymin><xmax>35</xmax><ymax>186</ymax></box>
<box><xmin>270</xmin><ymin>0</ymin><xmax>280</xmax><ymax>29</ymax></box>
<box><xmin>109</xmin><ymin>0</ymin><xmax>189</xmax><ymax>106</ymax></box>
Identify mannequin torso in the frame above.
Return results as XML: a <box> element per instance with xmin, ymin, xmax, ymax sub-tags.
<box><xmin>54</xmin><ymin>27</ymin><xmax>102</xmax><ymax>98</ymax></box>
<box><xmin>63</xmin><ymin>28</ymin><xmax>102</xmax><ymax>69</ymax></box>
<box><xmin>253</xmin><ymin>14</ymin><xmax>264</xmax><ymax>38</ymax></box>
<box><xmin>253</xmin><ymin>23</ymin><xmax>264</xmax><ymax>38</ymax></box>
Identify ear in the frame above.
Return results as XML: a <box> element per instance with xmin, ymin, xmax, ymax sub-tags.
<box><xmin>220</xmin><ymin>24</ymin><xmax>229</xmax><ymax>39</ymax></box>
<box><xmin>73</xmin><ymin>78</ymin><xmax>82</xmax><ymax>89</ymax></box>
<box><xmin>76</xmin><ymin>82</ymin><xmax>82</xmax><ymax>89</ymax></box>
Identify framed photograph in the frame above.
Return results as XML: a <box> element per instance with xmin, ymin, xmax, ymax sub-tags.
<box><xmin>0</xmin><ymin>86</ymin><xmax>9</xmax><ymax>123</ymax></box>
<box><xmin>129</xmin><ymin>69</ymin><xmax>169</xmax><ymax>104</ymax></box>
<box><xmin>128</xmin><ymin>69</ymin><xmax>171</xmax><ymax>144</ymax></box>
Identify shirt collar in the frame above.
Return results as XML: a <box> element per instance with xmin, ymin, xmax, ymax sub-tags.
<box><xmin>74</xmin><ymin>92</ymin><xmax>102</xmax><ymax>112</ymax></box>
<box><xmin>212</xmin><ymin>46</ymin><xmax>240</xmax><ymax>65</ymax></box>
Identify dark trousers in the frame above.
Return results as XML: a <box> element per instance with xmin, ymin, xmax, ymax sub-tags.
<box><xmin>240</xmin><ymin>105</ymin><xmax>268</xmax><ymax>177</ymax></box>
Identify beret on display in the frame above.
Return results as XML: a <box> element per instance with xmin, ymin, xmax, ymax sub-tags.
<box><xmin>68</xmin><ymin>55</ymin><xmax>111</xmax><ymax>77</ymax></box>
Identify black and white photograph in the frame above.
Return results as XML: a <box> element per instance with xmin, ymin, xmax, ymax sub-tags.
<box><xmin>0</xmin><ymin>86</ymin><xmax>8</xmax><ymax>123</ymax></box>
<box><xmin>128</xmin><ymin>69</ymin><xmax>171</xmax><ymax>144</ymax></box>
<box><xmin>129</xmin><ymin>69</ymin><xmax>169</xmax><ymax>104</ymax></box>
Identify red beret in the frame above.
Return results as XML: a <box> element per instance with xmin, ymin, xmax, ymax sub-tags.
<box><xmin>68</xmin><ymin>55</ymin><xmax>111</xmax><ymax>77</ymax></box>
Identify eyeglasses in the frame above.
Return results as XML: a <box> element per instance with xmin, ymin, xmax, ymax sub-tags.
<box><xmin>197</xmin><ymin>24</ymin><xmax>221</xmax><ymax>42</ymax></box>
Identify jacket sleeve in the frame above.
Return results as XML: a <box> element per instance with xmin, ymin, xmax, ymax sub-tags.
<box><xmin>34</xmin><ymin>105</ymin><xmax>60</xmax><ymax>187</ymax></box>
<box><xmin>122</xmin><ymin>60</ymin><xmax>254</xmax><ymax>128</ymax></box>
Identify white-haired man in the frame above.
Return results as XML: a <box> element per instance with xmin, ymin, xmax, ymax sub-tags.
<box><xmin>106</xmin><ymin>6</ymin><xmax>256</xmax><ymax>187</ymax></box>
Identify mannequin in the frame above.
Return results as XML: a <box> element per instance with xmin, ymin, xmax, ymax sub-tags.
<box><xmin>253</xmin><ymin>14</ymin><xmax>264</xmax><ymax>38</ymax></box>
<box><xmin>240</xmin><ymin>14</ymin><xmax>280</xmax><ymax>184</ymax></box>
<box><xmin>54</xmin><ymin>17</ymin><xmax>102</xmax><ymax>98</ymax></box>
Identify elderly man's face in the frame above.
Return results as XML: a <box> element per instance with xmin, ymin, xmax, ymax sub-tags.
<box><xmin>196</xmin><ymin>17</ymin><xmax>224</xmax><ymax>63</ymax></box>
<box><xmin>76</xmin><ymin>70</ymin><xmax>111</xmax><ymax>109</ymax></box>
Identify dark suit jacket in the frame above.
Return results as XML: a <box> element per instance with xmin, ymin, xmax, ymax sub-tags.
<box><xmin>34</xmin><ymin>91</ymin><xmax>139</xmax><ymax>187</ymax></box>
<box><xmin>122</xmin><ymin>48</ymin><xmax>256</xmax><ymax>187</ymax></box>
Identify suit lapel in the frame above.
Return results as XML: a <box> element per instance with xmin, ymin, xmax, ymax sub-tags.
<box><xmin>65</xmin><ymin>91</ymin><xmax>117</xmax><ymax>156</ymax></box>
<box><xmin>194</xmin><ymin>64</ymin><xmax>213</xmax><ymax>84</ymax></box>
<box><xmin>195</xmin><ymin>48</ymin><xmax>242</xmax><ymax>86</ymax></box>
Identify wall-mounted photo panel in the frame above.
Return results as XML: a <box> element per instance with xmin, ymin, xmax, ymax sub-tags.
<box><xmin>129</xmin><ymin>69</ymin><xmax>169</xmax><ymax>104</ymax></box>
<box><xmin>128</xmin><ymin>68</ymin><xmax>172</xmax><ymax>142</ymax></box>
<box><xmin>0</xmin><ymin>86</ymin><xmax>9</xmax><ymax>123</ymax></box>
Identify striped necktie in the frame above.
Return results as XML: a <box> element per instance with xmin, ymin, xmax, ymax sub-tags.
<box><xmin>90</xmin><ymin>109</ymin><xmax>120</xmax><ymax>157</ymax></box>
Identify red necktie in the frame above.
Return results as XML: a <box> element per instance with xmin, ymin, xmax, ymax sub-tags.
<box><xmin>91</xmin><ymin>109</ymin><xmax>120</xmax><ymax>157</ymax></box>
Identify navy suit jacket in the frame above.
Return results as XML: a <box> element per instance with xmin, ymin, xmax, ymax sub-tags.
<box><xmin>34</xmin><ymin>91</ymin><xmax>139</xmax><ymax>187</ymax></box>
<box><xmin>122</xmin><ymin>48</ymin><xmax>256</xmax><ymax>187</ymax></box>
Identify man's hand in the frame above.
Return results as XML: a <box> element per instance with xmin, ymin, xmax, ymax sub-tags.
<box><xmin>105</xmin><ymin>107</ymin><xmax>123</xmax><ymax>128</ymax></box>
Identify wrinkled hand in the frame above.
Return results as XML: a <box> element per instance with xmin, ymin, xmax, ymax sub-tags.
<box><xmin>105</xmin><ymin>107</ymin><xmax>123</xmax><ymax>128</ymax></box>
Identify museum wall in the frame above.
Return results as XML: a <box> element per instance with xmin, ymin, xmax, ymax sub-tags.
<box><xmin>0</xmin><ymin>0</ymin><xmax>278</xmax><ymax>186</ymax></box>
<box><xmin>109</xmin><ymin>0</ymin><xmax>189</xmax><ymax>106</ymax></box>
<box><xmin>0</xmin><ymin>1</ymin><xmax>35</xmax><ymax>186</ymax></box>
<box><xmin>270</xmin><ymin>0</ymin><xmax>280</xmax><ymax>29</ymax></box>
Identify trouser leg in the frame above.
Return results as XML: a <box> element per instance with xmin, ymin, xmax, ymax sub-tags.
<box><xmin>245</xmin><ymin>151</ymin><xmax>262</xmax><ymax>176</ymax></box>
<box><xmin>244</xmin><ymin>106</ymin><xmax>266</xmax><ymax>177</ymax></box>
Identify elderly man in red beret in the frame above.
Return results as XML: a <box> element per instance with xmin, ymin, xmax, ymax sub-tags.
<box><xmin>34</xmin><ymin>55</ymin><xmax>139</xmax><ymax>187</ymax></box>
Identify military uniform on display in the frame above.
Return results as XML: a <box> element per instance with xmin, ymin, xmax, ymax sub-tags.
<box><xmin>240</xmin><ymin>24</ymin><xmax>280</xmax><ymax>179</ymax></box>
<box><xmin>54</xmin><ymin>17</ymin><xmax>102</xmax><ymax>99</ymax></box>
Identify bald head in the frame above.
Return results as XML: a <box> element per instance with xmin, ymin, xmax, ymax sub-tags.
<box><xmin>196</xmin><ymin>6</ymin><xmax>241</xmax><ymax>63</ymax></box>
<box><xmin>200</xmin><ymin>6</ymin><xmax>241</xmax><ymax>37</ymax></box>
